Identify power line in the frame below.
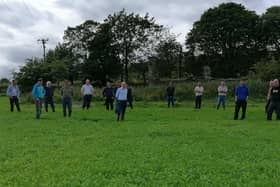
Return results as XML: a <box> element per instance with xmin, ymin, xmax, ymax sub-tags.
<box><xmin>37</xmin><ymin>38</ymin><xmax>48</xmax><ymax>61</ymax></box>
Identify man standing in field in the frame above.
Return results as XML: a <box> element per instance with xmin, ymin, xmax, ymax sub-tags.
<box><xmin>6</xmin><ymin>79</ymin><xmax>21</xmax><ymax>112</ymax></box>
<box><xmin>103</xmin><ymin>82</ymin><xmax>114</xmax><ymax>111</ymax></box>
<box><xmin>234</xmin><ymin>79</ymin><xmax>249</xmax><ymax>120</ymax></box>
<box><xmin>44</xmin><ymin>81</ymin><xmax>55</xmax><ymax>112</ymax></box>
<box><xmin>61</xmin><ymin>80</ymin><xmax>74</xmax><ymax>118</ymax></box>
<box><xmin>267</xmin><ymin>79</ymin><xmax>280</xmax><ymax>120</ymax></box>
<box><xmin>32</xmin><ymin>78</ymin><xmax>45</xmax><ymax>119</ymax></box>
<box><xmin>115</xmin><ymin>82</ymin><xmax>128</xmax><ymax>121</ymax></box>
<box><xmin>81</xmin><ymin>79</ymin><xmax>94</xmax><ymax>110</ymax></box>
<box><xmin>167</xmin><ymin>82</ymin><xmax>175</xmax><ymax>108</ymax></box>
<box><xmin>265</xmin><ymin>80</ymin><xmax>274</xmax><ymax>113</ymax></box>
<box><xmin>217</xmin><ymin>81</ymin><xmax>228</xmax><ymax>110</ymax></box>
<box><xmin>194</xmin><ymin>82</ymin><xmax>204</xmax><ymax>109</ymax></box>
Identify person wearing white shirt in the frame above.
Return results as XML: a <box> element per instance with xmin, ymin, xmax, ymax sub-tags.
<box><xmin>81</xmin><ymin>79</ymin><xmax>94</xmax><ymax>110</ymax></box>
<box><xmin>217</xmin><ymin>81</ymin><xmax>228</xmax><ymax>110</ymax></box>
<box><xmin>115</xmin><ymin>82</ymin><xmax>128</xmax><ymax>121</ymax></box>
<box><xmin>194</xmin><ymin>82</ymin><xmax>204</xmax><ymax>109</ymax></box>
<box><xmin>6</xmin><ymin>80</ymin><xmax>21</xmax><ymax>112</ymax></box>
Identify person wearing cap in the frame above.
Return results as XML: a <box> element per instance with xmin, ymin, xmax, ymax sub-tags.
<box><xmin>103</xmin><ymin>82</ymin><xmax>114</xmax><ymax>111</ymax></box>
<box><xmin>44</xmin><ymin>81</ymin><xmax>55</xmax><ymax>112</ymax></box>
<box><xmin>6</xmin><ymin>79</ymin><xmax>21</xmax><ymax>112</ymax></box>
<box><xmin>217</xmin><ymin>81</ymin><xmax>228</xmax><ymax>110</ymax></box>
<box><xmin>32</xmin><ymin>78</ymin><xmax>45</xmax><ymax>119</ymax></box>
<box><xmin>81</xmin><ymin>79</ymin><xmax>94</xmax><ymax>110</ymax></box>
<box><xmin>61</xmin><ymin>80</ymin><xmax>74</xmax><ymax>117</ymax></box>
<box><xmin>194</xmin><ymin>82</ymin><xmax>204</xmax><ymax>109</ymax></box>
<box><xmin>234</xmin><ymin>79</ymin><xmax>249</xmax><ymax>120</ymax></box>
<box><xmin>115</xmin><ymin>82</ymin><xmax>128</xmax><ymax>121</ymax></box>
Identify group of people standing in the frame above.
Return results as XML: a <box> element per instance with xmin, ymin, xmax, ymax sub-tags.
<box><xmin>7</xmin><ymin>78</ymin><xmax>133</xmax><ymax>121</ymax></box>
<box><xmin>166</xmin><ymin>79</ymin><xmax>251</xmax><ymax>120</ymax></box>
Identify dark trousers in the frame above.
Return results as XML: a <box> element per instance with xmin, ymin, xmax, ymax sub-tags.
<box><xmin>195</xmin><ymin>96</ymin><xmax>202</xmax><ymax>109</ymax></box>
<box><xmin>105</xmin><ymin>97</ymin><xmax>114</xmax><ymax>110</ymax></box>
<box><xmin>265</xmin><ymin>99</ymin><xmax>271</xmax><ymax>113</ymax></box>
<box><xmin>82</xmin><ymin>95</ymin><xmax>92</xmax><ymax>110</ymax></box>
<box><xmin>35</xmin><ymin>99</ymin><xmax>43</xmax><ymax>119</ymax></box>
<box><xmin>234</xmin><ymin>100</ymin><xmax>247</xmax><ymax>120</ymax></box>
<box><xmin>63</xmin><ymin>97</ymin><xmax>72</xmax><ymax>117</ymax></box>
<box><xmin>217</xmin><ymin>96</ymin><xmax>226</xmax><ymax>110</ymax></box>
<box><xmin>167</xmin><ymin>96</ymin><xmax>174</xmax><ymax>108</ymax></box>
<box><xmin>128</xmin><ymin>99</ymin><xmax>133</xmax><ymax>109</ymax></box>
<box><xmin>117</xmin><ymin>100</ymin><xmax>127</xmax><ymax>121</ymax></box>
<box><xmin>9</xmin><ymin>96</ymin><xmax>20</xmax><ymax>112</ymax></box>
<box><xmin>267</xmin><ymin>102</ymin><xmax>280</xmax><ymax>120</ymax></box>
<box><xmin>45</xmin><ymin>97</ymin><xmax>55</xmax><ymax>112</ymax></box>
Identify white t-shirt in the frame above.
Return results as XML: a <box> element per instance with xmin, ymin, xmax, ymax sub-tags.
<box><xmin>218</xmin><ymin>86</ymin><xmax>228</xmax><ymax>96</ymax></box>
<box><xmin>194</xmin><ymin>86</ymin><xmax>204</xmax><ymax>96</ymax></box>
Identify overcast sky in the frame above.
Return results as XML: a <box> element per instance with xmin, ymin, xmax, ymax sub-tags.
<box><xmin>0</xmin><ymin>0</ymin><xmax>279</xmax><ymax>78</ymax></box>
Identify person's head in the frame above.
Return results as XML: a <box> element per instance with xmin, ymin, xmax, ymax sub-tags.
<box><xmin>221</xmin><ymin>81</ymin><xmax>225</xmax><ymax>86</ymax></box>
<box><xmin>169</xmin><ymin>81</ymin><xmax>173</xmax><ymax>87</ymax></box>
<box><xmin>274</xmin><ymin>79</ymin><xmax>279</xmax><ymax>87</ymax></box>
<box><xmin>38</xmin><ymin>78</ymin><xmax>43</xmax><ymax>85</ymax></box>
<box><xmin>64</xmin><ymin>80</ymin><xmax>71</xmax><ymax>87</ymax></box>
<box><xmin>197</xmin><ymin>82</ymin><xmax>201</xmax><ymax>86</ymax></box>
<box><xmin>121</xmin><ymin>82</ymin><xmax>126</xmax><ymax>88</ymax></box>
<box><xmin>12</xmin><ymin>79</ymin><xmax>16</xmax><ymax>85</ymax></box>
<box><xmin>115</xmin><ymin>80</ymin><xmax>121</xmax><ymax>87</ymax></box>
<box><xmin>106</xmin><ymin>82</ymin><xmax>111</xmax><ymax>87</ymax></box>
<box><xmin>270</xmin><ymin>80</ymin><xmax>275</xmax><ymax>87</ymax></box>
<box><xmin>239</xmin><ymin>79</ymin><xmax>245</xmax><ymax>86</ymax></box>
<box><xmin>85</xmin><ymin>79</ymin><xmax>90</xmax><ymax>85</ymax></box>
<box><xmin>46</xmin><ymin>81</ymin><xmax>51</xmax><ymax>87</ymax></box>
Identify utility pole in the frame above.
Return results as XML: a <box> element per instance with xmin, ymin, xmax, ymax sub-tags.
<box><xmin>37</xmin><ymin>38</ymin><xmax>48</xmax><ymax>61</ymax></box>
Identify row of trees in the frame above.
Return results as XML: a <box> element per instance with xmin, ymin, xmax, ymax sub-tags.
<box><xmin>13</xmin><ymin>3</ymin><xmax>280</xmax><ymax>90</ymax></box>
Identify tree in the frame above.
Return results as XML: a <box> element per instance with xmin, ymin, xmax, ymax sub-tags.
<box><xmin>261</xmin><ymin>6</ymin><xmax>280</xmax><ymax>57</ymax></box>
<box><xmin>105</xmin><ymin>9</ymin><xmax>163</xmax><ymax>81</ymax></box>
<box><xmin>186</xmin><ymin>3</ymin><xmax>259</xmax><ymax>77</ymax></box>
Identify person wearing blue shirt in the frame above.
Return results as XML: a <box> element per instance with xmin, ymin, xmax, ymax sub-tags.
<box><xmin>234</xmin><ymin>79</ymin><xmax>249</xmax><ymax>120</ymax></box>
<box><xmin>32</xmin><ymin>78</ymin><xmax>46</xmax><ymax>119</ymax></box>
<box><xmin>6</xmin><ymin>80</ymin><xmax>21</xmax><ymax>112</ymax></box>
<box><xmin>115</xmin><ymin>82</ymin><xmax>128</xmax><ymax>121</ymax></box>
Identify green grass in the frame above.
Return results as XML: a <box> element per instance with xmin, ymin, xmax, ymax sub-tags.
<box><xmin>1</xmin><ymin>97</ymin><xmax>280</xmax><ymax>186</ymax></box>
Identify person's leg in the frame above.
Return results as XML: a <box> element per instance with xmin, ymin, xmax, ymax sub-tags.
<box><xmin>117</xmin><ymin>101</ymin><xmax>121</xmax><ymax>121</ymax></box>
<box><xmin>275</xmin><ymin>103</ymin><xmax>280</xmax><ymax>120</ymax></box>
<box><xmin>110</xmin><ymin>98</ymin><xmax>114</xmax><ymax>110</ymax></box>
<box><xmin>121</xmin><ymin>101</ymin><xmax>127</xmax><ymax>120</ymax></box>
<box><xmin>62</xmin><ymin>98</ymin><xmax>67</xmax><ymax>117</ymax></box>
<box><xmin>241</xmin><ymin>101</ymin><xmax>247</xmax><ymax>119</ymax></box>
<box><xmin>168</xmin><ymin>96</ymin><xmax>171</xmax><ymax>108</ymax></box>
<box><xmin>129</xmin><ymin>100</ymin><xmax>133</xmax><ymax>109</ymax></box>
<box><xmin>267</xmin><ymin>102</ymin><xmax>274</xmax><ymax>120</ymax></box>
<box><xmin>198</xmin><ymin>96</ymin><xmax>202</xmax><ymax>109</ymax></box>
<box><xmin>234</xmin><ymin>100</ymin><xmax>241</xmax><ymax>120</ymax></box>
<box><xmin>14</xmin><ymin>97</ymin><xmax>20</xmax><ymax>112</ymax></box>
<box><xmin>105</xmin><ymin>98</ymin><xmax>110</xmax><ymax>110</ymax></box>
<box><xmin>9</xmin><ymin>98</ymin><xmax>14</xmax><ymax>112</ymax></box>
<box><xmin>68</xmin><ymin>99</ymin><xmax>72</xmax><ymax>117</ymax></box>
<box><xmin>265</xmin><ymin>99</ymin><xmax>271</xmax><ymax>114</ymax></box>
<box><xmin>222</xmin><ymin>96</ymin><xmax>226</xmax><ymax>110</ymax></box>
<box><xmin>171</xmin><ymin>96</ymin><xmax>174</xmax><ymax>108</ymax></box>
<box><xmin>195</xmin><ymin>96</ymin><xmax>198</xmax><ymax>108</ymax></box>
<box><xmin>45</xmin><ymin>99</ymin><xmax>49</xmax><ymax>112</ymax></box>
<box><xmin>87</xmin><ymin>95</ymin><xmax>92</xmax><ymax>109</ymax></box>
<box><xmin>36</xmin><ymin>100</ymin><xmax>41</xmax><ymax>119</ymax></box>
<box><xmin>82</xmin><ymin>96</ymin><xmax>86</xmax><ymax>109</ymax></box>
<box><xmin>216</xmin><ymin>96</ymin><xmax>221</xmax><ymax>110</ymax></box>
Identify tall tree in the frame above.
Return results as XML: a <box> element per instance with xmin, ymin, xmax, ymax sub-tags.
<box><xmin>186</xmin><ymin>3</ymin><xmax>259</xmax><ymax>77</ymax></box>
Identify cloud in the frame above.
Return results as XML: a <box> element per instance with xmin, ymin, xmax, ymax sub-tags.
<box><xmin>0</xmin><ymin>0</ymin><xmax>277</xmax><ymax>78</ymax></box>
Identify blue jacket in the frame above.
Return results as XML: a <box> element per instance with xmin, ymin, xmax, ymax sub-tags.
<box><xmin>32</xmin><ymin>83</ymin><xmax>45</xmax><ymax>99</ymax></box>
<box><xmin>236</xmin><ymin>85</ymin><xmax>249</xmax><ymax>101</ymax></box>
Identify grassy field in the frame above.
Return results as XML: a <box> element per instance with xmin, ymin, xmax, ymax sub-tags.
<box><xmin>1</xmin><ymin>97</ymin><xmax>280</xmax><ymax>186</ymax></box>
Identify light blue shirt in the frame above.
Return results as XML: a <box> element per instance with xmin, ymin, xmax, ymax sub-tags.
<box><xmin>116</xmin><ymin>87</ymin><xmax>128</xmax><ymax>101</ymax></box>
<box><xmin>32</xmin><ymin>83</ymin><xmax>45</xmax><ymax>99</ymax></box>
<box><xmin>81</xmin><ymin>84</ymin><xmax>94</xmax><ymax>95</ymax></box>
<box><xmin>7</xmin><ymin>85</ymin><xmax>20</xmax><ymax>97</ymax></box>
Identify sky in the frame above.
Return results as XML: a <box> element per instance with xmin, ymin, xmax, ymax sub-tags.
<box><xmin>0</xmin><ymin>0</ymin><xmax>279</xmax><ymax>78</ymax></box>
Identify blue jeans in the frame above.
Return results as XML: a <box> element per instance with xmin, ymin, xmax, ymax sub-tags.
<box><xmin>35</xmin><ymin>99</ymin><xmax>43</xmax><ymax>119</ymax></box>
<box><xmin>167</xmin><ymin>96</ymin><xmax>174</xmax><ymax>108</ymax></box>
<box><xmin>116</xmin><ymin>100</ymin><xmax>127</xmax><ymax>121</ymax></box>
<box><xmin>63</xmin><ymin>97</ymin><xmax>72</xmax><ymax>117</ymax></box>
<box><xmin>217</xmin><ymin>96</ymin><xmax>226</xmax><ymax>109</ymax></box>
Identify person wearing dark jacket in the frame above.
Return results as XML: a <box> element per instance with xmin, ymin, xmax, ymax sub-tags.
<box><xmin>234</xmin><ymin>79</ymin><xmax>249</xmax><ymax>120</ymax></box>
<box><xmin>127</xmin><ymin>85</ymin><xmax>133</xmax><ymax>109</ymax></box>
<box><xmin>103</xmin><ymin>82</ymin><xmax>114</xmax><ymax>111</ymax></box>
<box><xmin>267</xmin><ymin>79</ymin><xmax>280</xmax><ymax>120</ymax></box>
<box><xmin>166</xmin><ymin>82</ymin><xmax>175</xmax><ymax>108</ymax></box>
<box><xmin>44</xmin><ymin>81</ymin><xmax>55</xmax><ymax>112</ymax></box>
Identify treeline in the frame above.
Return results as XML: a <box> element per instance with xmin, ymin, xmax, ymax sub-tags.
<box><xmin>13</xmin><ymin>3</ymin><xmax>280</xmax><ymax>91</ymax></box>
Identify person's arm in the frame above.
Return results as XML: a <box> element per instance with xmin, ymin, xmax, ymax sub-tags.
<box><xmin>17</xmin><ymin>86</ymin><xmax>20</xmax><ymax>98</ymax></box>
<box><xmin>246</xmin><ymin>87</ymin><xmax>249</xmax><ymax>100</ymax></box>
<box><xmin>6</xmin><ymin>86</ymin><xmax>11</xmax><ymax>97</ymax></box>
<box><xmin>81</xmin><ymin>86</ymin><xmax>84</xmax><ymax>95</ymax></box>
<box><xmin>235</xmin><ymin>87</ymin><xmax>238</xmax><ymax>101</ymax></box>
<box><xmin>267</xmin><ymin>88</ymin><xmax>272</xmax><ymax>100</ymax></box>
<box><xmin>32</xmin><ymin>85</ymin><xmax>36</xmax><ymax>98</ymax></box>
<box><xmin>115</xmin><ymin>89</ymin><xmax>120</xmax><ymax>100</ymax></box>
